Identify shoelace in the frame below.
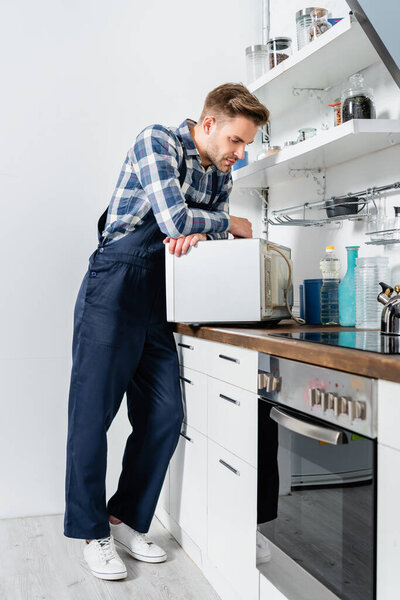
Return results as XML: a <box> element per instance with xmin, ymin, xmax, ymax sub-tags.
<box><xmin>132</xmin><ymin>530</ymin><xmax>153</xmax><ymax>547</ymax></box>
<box><xmin>95</xmin><ymin>535</ymin><xmax>117</xmax><ymax>561</ymax></box>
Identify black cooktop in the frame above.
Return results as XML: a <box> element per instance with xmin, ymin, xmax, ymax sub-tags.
<box><xmin>269</xmin><ymin>331</ymin><xmax>400</xmax><ymax>355</ymax></box>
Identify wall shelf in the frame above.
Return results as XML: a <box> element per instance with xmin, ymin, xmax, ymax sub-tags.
<box><xmin>232</xmin><ymin>119</ymin><xmax>400</xmax><ymax>189</ymax></box>
<box><xmin>248</xmin><ymin>15</ymin><xmax>380</xmax><ymax>119</ymax></box>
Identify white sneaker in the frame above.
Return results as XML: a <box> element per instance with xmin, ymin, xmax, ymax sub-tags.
<box><xmin>110</xmin><ymin>521</ymin><xmax>167</xmax><ymax>563</ymax></box>
<box><xmin>83</xmin><ymin>535</ymin><xmax>128</xmax><ymax>580</ymax></box>
<box><xmin>256</xmin><ymin>530</ymin><xmax>271</xmax><ymax>564</ymax></box>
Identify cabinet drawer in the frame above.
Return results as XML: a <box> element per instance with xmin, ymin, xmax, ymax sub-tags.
<box><xmin>208</xmin><ymin>377</ymin><xmax>257</xmax><ymax>467</ymax></box>
<box><xmin>170</xmin><ymin>424</ymin><xmax>207</xmax><ymax>552</ymax></box>
<box><xmin>206</xmin><ymin>341</ymin><xmax>258</xmax><ymax>392</ymax></box>
<box><xmin>174</xmin><ymin>333</ymin><xmax>207</xmax><ymax>372</ymax></box>
<box><xmin>207</xmin><ymin>438</ymin><xmax>258</xmax><ymax>600</ymax></box>
<box><xmin>179</xmin><ymin>366</ymin><xmax>207</xmax><ymax>436</ymax></box>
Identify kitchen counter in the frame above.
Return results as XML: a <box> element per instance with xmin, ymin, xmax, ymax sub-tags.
<box><xmin>173</xmin><ymin>321</ymin><xmax>400</xmax><ymax>383</ymax></box>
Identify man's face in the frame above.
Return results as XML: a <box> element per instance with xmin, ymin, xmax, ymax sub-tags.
<box><xmin>203</xmin><ymin>115</ymin><xmax>259</xmax><ymax>173</ymax></box>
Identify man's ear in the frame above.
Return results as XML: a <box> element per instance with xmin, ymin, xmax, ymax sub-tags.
<box><xmin>202</xmin><ymin>116</ymin><xmax>216</xmax><ymax>136</ymax></box>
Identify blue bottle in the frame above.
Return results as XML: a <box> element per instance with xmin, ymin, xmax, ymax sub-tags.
<box><xmin>338</xmin><ymin>246</ymin><xmax>360</xmax><ymax>326</ymax></box>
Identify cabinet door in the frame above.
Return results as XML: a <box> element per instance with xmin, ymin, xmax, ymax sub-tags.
<box><xmin>170</xmin><ymin>424</ymin><xmax>207</xmax><ymax>552</ymax></box>
<box><xmin>206</xmin><ymin>341</ymin><xmax>258</xmax><ymax>392</ymax></box>
<box><xmin>377</xmin><ymin>443</ymin><xmax>400</xmax><ymax>599</ymax></box>
<box><xmin>180</xmin><ymin>365</ymin><xmax>207</xmax><ymax>436</ymax></box>
<box><xmin>207</xmin><ymin>438</ymin><xmax>258</xmax><ymax>600</ymax></box>
<box><xmin>174</xmin><ymin>333</ymin><xmax>208</xmax><ymax>372</ymax></box>
<box><xmin>208</xmin><ymin>376</ymin><xmax>257</xmax><ymax>467</ymax></box>
<box><xmin>378</xmin><ymin>379</ymin><xmax>400</xmax><ymax>451</ymax></box>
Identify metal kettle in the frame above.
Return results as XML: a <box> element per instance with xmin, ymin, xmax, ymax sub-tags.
<box><xmin>377</xmin><ymin>282</ymin><xmax>400</xmax><ymax>336</ymax></box>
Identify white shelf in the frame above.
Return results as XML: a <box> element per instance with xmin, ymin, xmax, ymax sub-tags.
<box><xmin>232</xmin><ymin>120</ymin><xmax>400</xmax><ymax>188</ymax></box>
<box><xmin>249</xmin><ymin>15</ymin><xmax>380</xmax><ymax>119</ymax></box>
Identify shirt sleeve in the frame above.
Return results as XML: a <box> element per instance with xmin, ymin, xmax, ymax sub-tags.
<box><xmin>205</xmin><ymin>174</ymin><xmax>232</xmax><ymax>240</ymax></box>
<box><xmin>131</xmin><ymin>125</ymin><xmax>231</xmax><ymax>238</ymax></box>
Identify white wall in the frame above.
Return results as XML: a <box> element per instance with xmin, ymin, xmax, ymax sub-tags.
<box><xmin>0</xmin><ymin>0</ymin><xmax>261</xmax><ymax>519</ymax></box>
<box><xmin>231</xmin><ymin>0</ymin><xmax>400</xmax><ymax>313</ymax></box>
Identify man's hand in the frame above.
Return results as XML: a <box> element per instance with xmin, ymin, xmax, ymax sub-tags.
<box><xmin>228</xmin><ymin>215</ymin><xmax>253</xmax><ymax>238</ymax></box>
<box><xmin>163</xmin><ymin>233</ymin><xmax>208</xmax><ymax>256</ymax></box>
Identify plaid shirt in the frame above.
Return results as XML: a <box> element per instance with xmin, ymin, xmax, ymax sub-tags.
<box><xmin>102</xmin><ymin>119</ymin><xmax>232</xmax><ymax>243</ymax></box>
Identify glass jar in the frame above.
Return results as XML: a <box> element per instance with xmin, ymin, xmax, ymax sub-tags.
<box><xmin>341</xmin><ymin>73</ymin><xmax>376</xmax><ymax>122</ymax></box>
<box><xmin>355</xmin><ymin>257</ymin><xmax>389</xmax><ymax>329</ymax></box>
<box><xmin>296</xmin><ymin>8</ymin><xmax>315</xmax><ymax>50</ymax></box>
<box><xmin>309</xmin><ymin>8</ymin><xmax>332</xmax><ymax>41</ymax></box>
<box><xmin>245</xmin><ymin>45</ymin><xmax>269</xmax><ymax>84</ymax></box>
<box><xmin>328</xmin><ymin>98</ymin><xmax>342</xmax><ymax>126</ymax></box>
<box><xmin>297</xmin><ymin>127</ymin><xmax>317</xmax><ymax>142</ymax></box>
<box><xmin>267</xmin><ymin>37</ymin><xmax>292</xmax><ymax>70</ymax></box>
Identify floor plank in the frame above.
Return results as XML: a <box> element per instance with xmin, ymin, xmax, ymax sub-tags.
<box><xmin>0</xmin><ymin>514</ymin><xmax>220</xmax><ymax>600</ymax></box>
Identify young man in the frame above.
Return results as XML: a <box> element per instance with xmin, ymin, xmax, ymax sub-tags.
<box><xmin>64</xmin><ymin>82</ymin><xmax>269</xmax><ymax>580</ymax></box>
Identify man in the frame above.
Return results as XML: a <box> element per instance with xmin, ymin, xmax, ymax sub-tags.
<box><xmin>64</xmin><ymin>82</ymin><xmax>269</xmax><ymax>580</ymax></box>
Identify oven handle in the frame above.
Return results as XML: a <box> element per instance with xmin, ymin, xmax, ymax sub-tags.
<box><xmin>269</xmin><ymin>406</ymin><xmax>347</xmax><ymax>445</ymax></box>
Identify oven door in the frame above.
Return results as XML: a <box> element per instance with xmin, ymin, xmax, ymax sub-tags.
<box><xmin>257</xmin><ymin>397</ymin><xmax>376</xmax><ymax>600</ymax></box>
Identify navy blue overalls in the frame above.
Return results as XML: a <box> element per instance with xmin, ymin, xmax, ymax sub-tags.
<box><xmin>64</xmin><ymin>156</ymin><xmax>217</xmax><ymax>540</ymax></box>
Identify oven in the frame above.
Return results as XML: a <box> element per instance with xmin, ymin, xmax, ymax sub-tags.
<box><xmin>257</xmin><ymin>354</ymin><xmax>377</xmax><ymax>600</ymax></box>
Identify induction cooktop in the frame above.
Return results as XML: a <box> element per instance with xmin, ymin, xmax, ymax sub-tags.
<box><xmin>268</xmin><ymin>330</ymin><xmax>400</xmax><ymax>355</ymax></box>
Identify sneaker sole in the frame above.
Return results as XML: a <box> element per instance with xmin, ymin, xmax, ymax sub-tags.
<box><xmin>114</xmin><ymin>539</ymin><xmax>167</xmax><ymax>563</ymax></box>
<box><xmin>87</xmin><ymin>566</ymin><xmax>128</xmax><ymax>580</ymax></box>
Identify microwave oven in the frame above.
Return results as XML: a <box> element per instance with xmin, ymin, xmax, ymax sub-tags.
<box><xmin>165</xmin><ymin>238</ymin><xmax>293</xmax><ymax>325</ymax></box>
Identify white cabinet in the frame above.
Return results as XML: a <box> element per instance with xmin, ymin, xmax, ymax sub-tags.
<box><xmin>206</xmin><ymin>340</ymin><xmax>258</xmax><ymax>393</ymax></box>
<box><xmin>207</xmin><ymin>438</ymin><xmax>259</xmax><ymax>600</ymax></box>
<box><xmin>179</xmin><ymin>365</ymin><xmax>207</xmax><ymax>436</ymax></box>
<box><xmin>174</xmin><ymin>333</ymin><xmax>208</xmax><ymax>372</ymax></box>
<box><xmin>207</xmin><ymin>376</ymin><xmax>257</xmax><ymax>467</ymax></box>
<box><xmin>377</xmin><ymin>443</ymin><xmax>400</xmax><ymax>600</ymax></box>
<box><xmin>170</xmin><ymin>424</ymin><xmax>208</xmax><ymax>552</ymax></box>
<box><xmin>377</xmin><ymin>379</ymin><xmax>400</xmax><ymax>599</ymax></box>
<box><xmin>377</xmin><ymin>379</ymin><xmax>400</xmax><ymax>451</ymax></box>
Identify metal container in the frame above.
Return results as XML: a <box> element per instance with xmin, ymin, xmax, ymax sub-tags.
<box><xmin>296</xmin><ymin>8</ymin><xmax>316</xmax><ymax>50</ymax></box>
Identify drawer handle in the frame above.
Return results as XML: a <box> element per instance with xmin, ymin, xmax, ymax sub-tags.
<box><xmin>219</xmin><ymin>459</ymin><xmax>240</xmax><ymax>476</ymax></box>
<box><xmin>180</xmin><ymin>432</ymin><xmax>194</xmax><ymax>443</ymax></box>
<box><xmin>179</xmin><ymin>376</ymin><xmax>194</xmax><ymax>385</ymax></box>
<box><xmin>219</xmin><ymin>393</ymin><xmax>240</xmax><ymax>406</ymax></box>
<box><xmin>218</xmin><ymin>353</ymin><xmax>240</xmax><ymax>364</ymax></box>
<box><xmin>178</xmin><ymin>343</ymin><xmax>194</xmax><ymax>350</ymax></box>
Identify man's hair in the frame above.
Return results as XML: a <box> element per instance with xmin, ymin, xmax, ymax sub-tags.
<box><xmin>199</xmin><ymin>82</ymin><xmax>269</xmax><ymax>126</ymax></box>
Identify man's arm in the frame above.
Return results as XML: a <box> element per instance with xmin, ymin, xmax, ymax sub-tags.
<box><xmin>205</xmin><ymin>175</ymin><xmax>232</xmax><ymax>240</ymax></box>
<box><xmin>132</xmin><ymin>125</ymin><xmax>230</xmax><ymax>238</ymax></box>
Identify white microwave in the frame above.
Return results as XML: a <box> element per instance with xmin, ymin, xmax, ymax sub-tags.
<box><xmin>165</xmin><ymin>238</ymin><xmax>293</xmax><ymax>325</ymax></box>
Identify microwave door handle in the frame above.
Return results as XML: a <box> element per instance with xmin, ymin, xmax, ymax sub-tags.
<box><xmin>269</xmin><ymin>406</ymin><xmax>347</xmax><ymax>445</ymax></box>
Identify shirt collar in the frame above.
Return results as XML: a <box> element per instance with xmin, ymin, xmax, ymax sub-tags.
<box><xmin>177</xmin><ymin>118</ymin><xmax>218</xmax><ymax>173</ymax></box>
<box><xmin>177</xmin><ymin>118</ymin><xmax>200</xmax><ymax>157</ymax></box>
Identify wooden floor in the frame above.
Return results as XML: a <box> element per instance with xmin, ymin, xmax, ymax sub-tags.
<box><xmin>0</xmin><ymin>513</ymin><xmax>221</xmax><ymax>600</ymax></box>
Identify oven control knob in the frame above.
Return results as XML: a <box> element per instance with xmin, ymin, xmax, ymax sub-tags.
<box><xmin>322</xmin><ymin>392</ymin><xmax>337</xmax><ymax>411</ymax></box>
<box><xmin>335</xmin><ymin>396</ymin><xmax>351</xmax><ymax>417</ymax></box>
<box><xmin>309</xmin><ymin>387</ymin><xmax>322</xmax><ymax>407</ymax></box>
<box><xmin>350</xmin><ymin>400</ymin><xmax>366</xmax><ymax>421</ymax></box>
<box><xmin>258</xmin><ymin>373</ymin><xmax>281</xmax><ymax>392</ymax></box>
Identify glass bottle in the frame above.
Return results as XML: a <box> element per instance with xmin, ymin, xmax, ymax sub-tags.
<box><xmin>320</xmin><ymin>246</ymin><xmax>341</xmax><ymax>325</ymax></box>
<box><xmin>355</xmin><ymin>257</ymin><xmax>389</xmax><ymax>329</ymax></box>
<box><xmin>338</xmin><ymin>246</ymin><xmax>359</xmax><ymax>326</ymax></box>
<box><xmin>341</xmin><ymin>73</ymin><xmax>376</xmax><ymax>123</ymax></box>
<box><xmin>309</xmin><ymin>8</ymin><xmax>332</xmax><ymax>42</ymax></box>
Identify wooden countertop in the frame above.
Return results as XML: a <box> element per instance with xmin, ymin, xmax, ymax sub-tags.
<box><xmin>173</xmin><ymin>321</ymin><xmax>400</xmax><ymax>383</ymax></box>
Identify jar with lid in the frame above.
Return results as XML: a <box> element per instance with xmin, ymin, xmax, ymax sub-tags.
<box><xmin>296</xmin><ymin>8</ymin><xmax>315</xmax><ymax>50</ymax></box>
<box><xmin>267</xmin><ymin>37</ymin><xmax>292</xmax><ymax>69</ymax></box>
<box><xmin>245</xmin><ymin>45</ymin><xmax>269</xmax><ymax>84</ymax></box>
<box><xmin>341</xmin><ymin>73</ymin><xmax>376</xmax><ymax>122</ymax></box>
<box><xmin>309</xmin><ymin>8</ymin><xmax>332</xmax><ymax>41</ymax></box>
<box><xmin>297</xmin><ymin>127</ymin><xmax>317</xmax><ymax>142</ymax></box>
<box><xmin>328</xmin><ymin>98</ymin><xmax>342</xmax><ymax>126</ymax></box>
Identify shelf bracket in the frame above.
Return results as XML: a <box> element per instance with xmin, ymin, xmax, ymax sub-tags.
<box><xmin>292</xmin><ymin>87</ymin><xmax>325</xmax><ymax>101</ymax></box>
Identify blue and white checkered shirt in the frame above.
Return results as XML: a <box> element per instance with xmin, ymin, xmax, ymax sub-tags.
<box><xmin>102</xmin><ymin>119</ymin><xmax>232</xmax><ymax>243</ymax></box>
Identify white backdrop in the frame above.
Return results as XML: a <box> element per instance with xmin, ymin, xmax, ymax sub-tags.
<box><xmin>0</xmin><ymin>0</ymin><xmax>261</xmax><ymax>519</ymax></box>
